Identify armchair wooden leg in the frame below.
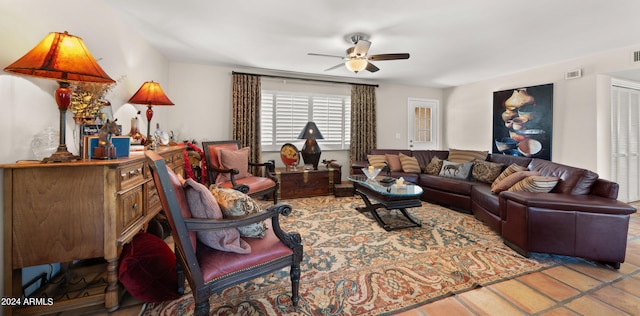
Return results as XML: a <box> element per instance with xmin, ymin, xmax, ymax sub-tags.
<box><xmin>194</xmin><ymin>300</ymin><xmax>210</xmax><ymax>316</ymax></box>
<box><xmin>290</xmin><ymin>263</ymin><xmax>301</xmax><ymax>306</ymax></box>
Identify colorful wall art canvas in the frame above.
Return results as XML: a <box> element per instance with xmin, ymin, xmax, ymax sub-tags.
<box><xmin>492</xmin><ymin>83</ymin><xmax>553</xmax><ymax>160</ymax></box>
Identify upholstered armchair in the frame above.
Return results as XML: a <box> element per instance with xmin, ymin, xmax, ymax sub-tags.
<box><xmin>202</xmin><ymin>140</ymin><xmax>278</xmax><ymax>203</ymax></box>
<box><xmin>145</xmin><ymin>151</ymin><xmax>303</xmax><ymax>316</ymax></box>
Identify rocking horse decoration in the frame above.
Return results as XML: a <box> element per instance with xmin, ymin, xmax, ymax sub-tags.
<box><xmin>93</xmin><ymin>119</ymin><xmax>120</xmax><ymax>159</ymax></box>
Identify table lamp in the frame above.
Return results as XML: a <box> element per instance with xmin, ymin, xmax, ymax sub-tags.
<box><xmin>4</xmin><ymin>31</ymin><xmax>115</xmax><ymax>162</ymax></box>
<box><xmin>127</xmin><ymin>81</ymin><xmax>174</xmax><ymax>146</ymax></box>
<box><xmin>297</xmin><ymin>121</ymin><xmax>324</xmax><ymax>170</ymax></box>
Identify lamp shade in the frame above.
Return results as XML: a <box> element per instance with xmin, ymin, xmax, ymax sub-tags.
<box><xmin>297</xmin><ymin>121</ymin><xmax>324</xmax><ymax>140</ymax></box>
<box><xmin>128</xmin><ymin>81</ymin><xmax>174</xmax><ymax>106</ymax></box>
<box><xmin>4</xmin><ymin>31</ymin><xmax>115</xmax><ymax>83</ymax></box>
<box><xmin>345</xmin><ymin>59</ymin><xmax>368</xmax><ymax>73</ymax></box>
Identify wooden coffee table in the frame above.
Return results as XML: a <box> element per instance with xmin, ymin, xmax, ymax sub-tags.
<box><xmin>347</xmin><ymin>174</ymin><xmax>423</xmax><ymax>231</ymax></box>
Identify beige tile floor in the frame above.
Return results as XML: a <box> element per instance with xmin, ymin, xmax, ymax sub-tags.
<box><xmin>83</xmin><ymin>202</ymin><xmax>640</xmax><ymax>316</ymax></box>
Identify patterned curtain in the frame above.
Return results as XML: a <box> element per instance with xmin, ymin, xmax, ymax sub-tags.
<box><xmin>232</xmin><ymin>73</ymin><xmax>262</xmax><ymax>173</ymax></box>
<box><xmin>350</xmin><ymin>84</ymin><xmax>377</xmax><ymax>165</ymax></box>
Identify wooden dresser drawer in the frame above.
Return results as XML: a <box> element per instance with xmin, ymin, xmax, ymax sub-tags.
<box><xmin>118</xmin><ymin>187</ymin><xmax>144</xmax><ymax>235</ymax></box>
<box><xmin>165</xmin><ymin>150</ymin><xmax>185</xmax><ymax>169</ymax></box>
<box><xmin>118</xmin><ymin>162</ymin><xmax>144</xmax><ymax>190</ymax></box>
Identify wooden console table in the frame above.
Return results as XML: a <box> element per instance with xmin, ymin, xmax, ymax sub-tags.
<box><xmin>275</xmin><ymin>164</ymin><xmax>341</xmax><ymax>199</ymax></box>
<box><xmin>1</xmin><ymin>146</ymin><xmax>184</xmax><ymax>315</ymax></box>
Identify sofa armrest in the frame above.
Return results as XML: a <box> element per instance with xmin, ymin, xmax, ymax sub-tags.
<box><xmin>499</xmin><ymin>191</ymin><xmax>636</xmax><ymax>217</ymax></box>
<box><xmin>590</xmin><ymin>178</ymin><xmax>619</xmax><ymax>199</ymax></box>
<box><xmin>351</xmin><ymin>160</ymin><xmax>368</xmax><ymax>174</ymax></box>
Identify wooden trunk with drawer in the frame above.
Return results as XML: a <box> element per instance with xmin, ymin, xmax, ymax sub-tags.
<box><xmin>275</xmin><ymin>165</ymin><xmax>341</xmax><ymax>199</ymax></box>
<box><xmin>1</xmin><ymin>146</ymin><xmax>184</xmax><ymax>315</ymax></box>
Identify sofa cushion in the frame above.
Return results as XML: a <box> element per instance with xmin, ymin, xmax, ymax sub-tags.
<box><xmin>508</xmin><ymin>176</ymin><xmax>559</xmax><ymax>193</ymax></box>
<box><xmin>399</xmin><ymin>153</ymin><xmax>421</xmax><ymax>173</ymax></box>
<box><xmin>217</xmin><ymin>147</ymin><xmax>250</xmax><ymax>183</ymax></box>
<box><xmin>412</xmin><ymin>150</ymin><xmax>449</xmax><ymax>171</ymax></box>
<box><xmin>367</xmin><ymin>155</ymin><xmax>387</xmax><ymax>168</ymax></box>
<box><xmin>471</xmin><ymin>184</ymin><xmax>499</xmax><ymax>217</ymax></box>
<box><xmin>448</xmin><ymin>148</ymin><xmax>488</xmax><ymax>163</ymax></box>
<box><xmin>210</xmin><ymin>186</ymin><xmax>268</xmax><ymax>238</ymax></box>
<box><xmin>439</xmin><ymin>160</ymin><xmax>473</xmax><ymax>180</ymax></box>
<box><xmin>420</xmin><ymin>174</ymin><xmax>476</xmax><ymax>196</ymax></box>
<box><xmin>492</xmin><ymin>163</ymin><xmax>529</xmax><ymax>190</ymax></box>
<box><xmin>489</xmin><ymin>154</ymin><xmax>532</xmax><ymax>168</ymax></box>
<box><xmin>183</xmin><ymin>178</ymin><xmax>251</xmax><ymax>254</ymax></box>
<box><xmin>472</xmin><ymin>159</ymin><xmax>504</xmax><ymax>183</ymax></box>
<box><xmin>385</xmin><ymin>154</ymin><xmax>402</xmax><ymax>171</ymax></box>
<box><xmin>491</xmin><ymin>170</ymin><xmax>541</xmax><ymax>193</ymax></box>
<box><xmin>390</xmin><ymin>172</ymin><xmax>419</xmax><ymax>184</ymax></box>
<box><xmin>528</xmin><ymin>159</ymin><xmax>599</xmax><ymax>195</ymax></box>
<box><xmin>424</xmin><ymin>156</ymin><xmax>444</xmax><ymax>175</ymax></box>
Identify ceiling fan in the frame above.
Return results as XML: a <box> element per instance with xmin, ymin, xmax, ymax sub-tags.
<box><xmin>308</xmin><ymin>33</ymin><xmax>410</xmax><ymax>73</ymax></box>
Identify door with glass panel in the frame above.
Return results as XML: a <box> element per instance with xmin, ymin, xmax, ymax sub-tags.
<box><xmin>408</xmin><ymin>98</ymin><xmax>439</xmax><ymax>150</ymax></box>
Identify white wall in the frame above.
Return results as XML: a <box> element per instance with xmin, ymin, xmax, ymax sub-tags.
<box><xmin>444</xmin><ymin>45</ymin><xmax>640</xmax><ymax>177</ymax></box>
<box><xmin>164</xmin><ymin>62</ymin><xmax>442</xmax><ymax>177</ymax></box>
<box><xmin>0</xmin><ymin>0</ymin><xmax>170</xmax><ymax>297</ymax></box>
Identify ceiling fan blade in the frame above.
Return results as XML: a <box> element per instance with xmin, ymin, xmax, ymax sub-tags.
<box><xmin>368</xmin><ymin>53</ymin><xmax>410</xmax><ymax>61</ymax></box>
<box><xmin>308</xmin><ymin>53</ymin><xmax>346</xmax><ymax>59</ymax></box>
<box><xmin>366</xmin><ymin>62</ymin><xmax>379</xmax><ymax>73</ymax></box>
<box><xmin>324</xmin><ymin>63</ymin><xmax>345</xmax><ymax>71</ymax></box>
<box><xmin>353</xmin><ymin>40</ymin><xmax>371</xmax><ymax>57</ymax></box>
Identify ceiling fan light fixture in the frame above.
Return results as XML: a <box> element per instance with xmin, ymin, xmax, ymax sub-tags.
<box><xmin>345</xmin><ymin>59</ymin><xmax>368</xmax><ymax>73</ymax></box>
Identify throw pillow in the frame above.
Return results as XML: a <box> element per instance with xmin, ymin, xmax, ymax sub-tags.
<box><xmin>438</xmin><ymin>160</ymin><xmax>474</xmax><ymax>180</ymax></box>
<box><xmin>385</xmin><ymin>154</ymin><xmax>402</xmax><ymax>171</ymax></box>
<box><xmin>119</xmin><ymin>232</ymin><xmax>181</xmax><ymax>302</ymax></box>
<box><xmin>399</xmin><ymin>153</ymin><xmax>421</xmax><ymax>173</ymax></box>
<box><xmin>491</xmin><ymin>170</ymin><xmax>541</xmax><ymax>193</ymax></box>
<box><xmin>183</xmin><ymin>178</ymin><xmax>251</xmax><ymax>254</ymax></box>
<box><xmin>216</xmin><ymin>147</ymin><xmax>250</xmax><ymax>184</ymax></box>
<box><xmin>447</xmin><ymin>148</ymin><xmax>489</xmax><ymax>163</ymax></box>
<box><xmin>508</xmin><ymin>176</ymin><xmax>560</xmax><ymax>193</ymax></box>
<box><xmin>367</xmin><ymin>155</ymin><xmax>386</xmax><ymax>169</ymax></box>
<box><xmin>210</xmin><ymin>186</ymin><xmax>268</xmax><ymax>238</ymax></box>
<box><xmin>472</xmin><ymin>159</ymin><xmax>504</xmax><ymax>183</ymax></box>
<box><xmin>425</xmin><ymin>156</ymin><xmax>443</xmax><ymax>175</ymax></box>
<box><xmin>491</xmin><ymin>163</ymin><xmax>528</xmax><ymax>190</ymax></box>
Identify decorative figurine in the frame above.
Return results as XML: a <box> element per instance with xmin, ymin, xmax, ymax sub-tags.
<box><xmin>93</xmin><ymin>119</ymin><xmax>119</xmax><ymax>159</ymax></box>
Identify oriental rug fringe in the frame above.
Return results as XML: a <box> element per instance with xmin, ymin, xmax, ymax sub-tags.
<box><xmin>141</xmin><ymin>196</ymin><xmax>572</xmax><ymax>315</ymax></box>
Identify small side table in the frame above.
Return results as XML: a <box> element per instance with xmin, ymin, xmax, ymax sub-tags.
<box><xmin>275</xmin><ymin>164</ymin><xmax>341</xmax><ymax>199</ymax></box>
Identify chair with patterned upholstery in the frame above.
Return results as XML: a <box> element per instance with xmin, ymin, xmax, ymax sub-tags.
<box><xmin>202</xmin><ymin>140</ymin><xmax>278</xmax><ymax>203</ymax></box>
<box><xmin>145</xmin><ymin>151</ymin><xmax>303</xmax><ymax>316</ymax></box>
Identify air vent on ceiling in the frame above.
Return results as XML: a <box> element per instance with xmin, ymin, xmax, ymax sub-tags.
<box><xmin>633</xmin><ymin>50</ymin><xmax>640</xmax><ymax>63</ymax></box>
<box><xmin>565</xmin><ymin>69</ymin><xmax>582</xmax><ymax>80</ymax></box>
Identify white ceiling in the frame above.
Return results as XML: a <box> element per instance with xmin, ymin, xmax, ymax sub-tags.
<box><xmin>106</xmin><ymin>0</ymin><xmax>640</xmax><ymax>88</ymax></box>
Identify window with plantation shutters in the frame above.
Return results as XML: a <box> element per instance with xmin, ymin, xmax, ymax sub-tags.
<box><xmin>261</xmin><ymin>90</ymin><xmax>350</xmax><ymax>151</ymax></box>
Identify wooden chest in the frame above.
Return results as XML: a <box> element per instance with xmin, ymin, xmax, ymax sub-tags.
<box><xmin>275</xmin><ymin>165</ymin><xmax>341</xmax><ymax>199</ymax></box>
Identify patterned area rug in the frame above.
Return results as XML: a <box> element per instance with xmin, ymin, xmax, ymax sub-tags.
<box><xmin>141</xmin><ymin>196</ymin><xmax>571</xmax><ymax>315</ymax></box>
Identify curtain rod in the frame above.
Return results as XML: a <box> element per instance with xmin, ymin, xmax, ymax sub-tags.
<box><xmin>232</xmin><ymin>71</ymin><xmax>379</xmax><ymax>88</ymax></box>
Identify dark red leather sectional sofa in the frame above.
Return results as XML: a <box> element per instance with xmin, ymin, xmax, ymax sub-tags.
<box><xmin>352</xmin><ymin>149</ymin><xmax>637</xmax><ymax>268</ymax></box>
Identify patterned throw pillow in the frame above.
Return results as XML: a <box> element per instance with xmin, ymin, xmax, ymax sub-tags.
<box><xmin>385</xmin><ymin>154</ymin><xmax>402</xmax><ymax>171</ymax></box>
<box><xmin>472</xmin><ymin>159</ymin><xmax>504</xmax><ymax>183</ymax></box>
<box><xmin>425</xmin><ymin>156</ymin><xmax>444</xmax><ymax>175</ymax></box>
<box><xmin>183</xmin><ymin>179</ymin><xmax>251</xmax><ymax>253</ymax></box>
<box><xmin>508</xmin><ymin>176</ymin><xmax>559</xmax><ymax>193</ymax></box>
<box><xmin>491</xmin><ymin>163</ymin><xmax>528</xmax><ymax>190</ymax></box>
<box><xmin>438</xmin><ymin>160</ymin><xmax>474</xmax><ymax>180</ymax></box>
<box><xmin>491</xmin><ymin>170</ymin><xmax>541</xmax><ymax>193</ymax></box>
<box><xmin>367</xmin><ymin>155</ymin><xmax>387</xmax><ymax>169</ymax></box>
<box><xmin>399</xmin><ymin>153</ymin><xmax>421</xmax><ymax>173</ymax></box>
<box><xmin>447</xmin><ymin>148</ymin><xmax>489</xmax><ymax>163</ymax></box>
<box><xmin>210</xmin><ymin>186</ymin><xmax>268</xmax><ymax>238</ymax></box>
<box><xmin>216</xmin><ymin>147</ymin><xmax>250</xmax><ymax>183</ymax></box>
